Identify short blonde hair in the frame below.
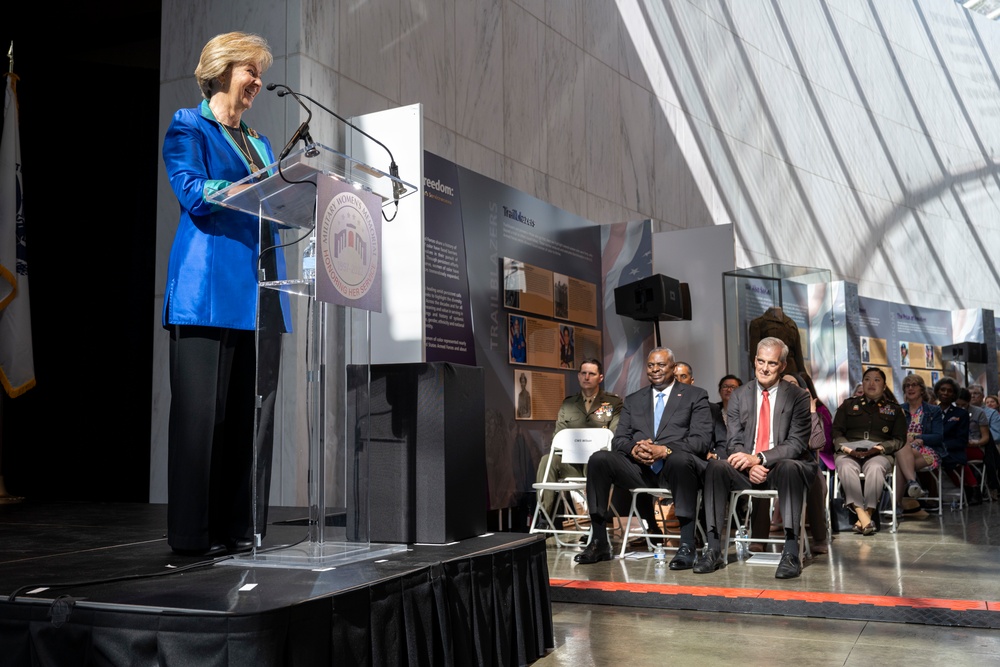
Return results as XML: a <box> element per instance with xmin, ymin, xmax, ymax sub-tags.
<box><xmin>194</xmin><ymin>32</ymin><xmax>273</xmax><ymax>99</ymax></box>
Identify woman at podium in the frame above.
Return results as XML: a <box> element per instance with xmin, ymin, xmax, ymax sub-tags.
<box><xmin>161</xmin><ymin>32</ymin><xmax>290</xmax><ymax>556</ymax></box>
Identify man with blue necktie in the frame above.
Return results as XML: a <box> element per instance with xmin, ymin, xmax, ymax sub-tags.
<box><xmin>574</xmin><ymin>347</ymin><xmax>713</xmax><ymax>566</ymax></box>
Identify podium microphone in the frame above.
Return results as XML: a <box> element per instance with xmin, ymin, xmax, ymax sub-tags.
<box><xmin>266</xmin><ymin>83</ymin><xmax>406</xmax><ymax>206</ymax></box>
<box><xmin>266</xmin><ymin>83</ymin><xmax>321</xmax><ymax>161</ymax></box>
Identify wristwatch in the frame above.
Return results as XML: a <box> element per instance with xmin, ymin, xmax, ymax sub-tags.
<box><xmin>757</xmin><ymin>452</ymin><xmax>766</xmax><ymax>466</ymax></box>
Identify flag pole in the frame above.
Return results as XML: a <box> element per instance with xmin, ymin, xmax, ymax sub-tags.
<box><xmin>0</xmin><ymin>41</ymin><xmax>24</xmax><ymax>503</ymax></box>
<box><xmin>0</xmin><ymin>42</ymin><xmax>7</xmax><ymax>500</ymax></box>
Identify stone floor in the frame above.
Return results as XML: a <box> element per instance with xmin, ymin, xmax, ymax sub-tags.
<box><xmin>532</xmin><ymin>491</ymin><xmax>1000</xmax><ymax>666</ymax></box>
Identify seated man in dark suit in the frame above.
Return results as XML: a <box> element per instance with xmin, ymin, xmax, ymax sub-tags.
<box><xmin>695</xmin><ymin>336</ymin><xmax>816</xmax><ymax>579</ymax></box>
<box><xmin>574</xmin><ymin>347</ymin><xmax>713</xmax><ymax>567</ymax></box>
<box><xmin>535</xmin><ymin>358</ymin><xmax>655</xmax><ymax>532</ymax></box>
<box><xmin>676</xmin><ymin>362</ymin><xmax>726</xmax><ymax>459</ymax></box>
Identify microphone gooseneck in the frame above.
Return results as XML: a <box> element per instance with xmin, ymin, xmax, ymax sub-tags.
<box><xmin>268</xmin><ymin>83</ymin><xmax>318</xmax><ymax>161</ymax></box>
<box><xmin>266</xmin><ymin>83</ymin><xmax>404</xmax><ymax>203</ymax></box>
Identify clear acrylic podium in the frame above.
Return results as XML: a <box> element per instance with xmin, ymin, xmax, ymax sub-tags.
<box><xmin>208</xmin><ymin>144</ymin><xmax>416</xmax><ymax>568</ymax></box>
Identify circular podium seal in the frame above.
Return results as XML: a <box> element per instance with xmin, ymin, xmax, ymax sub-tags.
<box><xmin>319</xmin><ymin>190</ymin><xmax>379</xmax><ymax>300</ymax></box>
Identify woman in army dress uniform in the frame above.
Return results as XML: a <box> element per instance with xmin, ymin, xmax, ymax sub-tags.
<box><xmin>831</xmin><ymin>367</ymin><xmax>908</xmax><ymax>535</ymax></box>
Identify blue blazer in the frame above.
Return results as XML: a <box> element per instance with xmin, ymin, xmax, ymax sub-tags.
<box><xmin>903</xmin><ymin>402</ymin><xmax>956</xmax><ymax>462</ymax></box>
<box><xmin>162</xmin><ymin>100</ymin><xmax>291</xmax><ymax>331</ymax></box>
<box><xmin>907</xmin><ymin>401</ymin><xmax>944</xmax><ymax>454</ymax></box>
<box><xmin>939</xmin><ymin>403</ymin><xmax>969</xmax><ymax>465</ymax></box>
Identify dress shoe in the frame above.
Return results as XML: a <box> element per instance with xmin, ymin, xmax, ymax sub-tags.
<box><xmin>668</xmin><ymin>543</ymin><xmax>697</xmax><ymax>570</ymax></box>
<box><xmin>693</xmin><ymin>548</ymin><xmax>726</xmax><ymax>574</ymax></box>
<box><xmin>172</xmin><ymin>543</ymin><xmax>227</xmax><ymax>558</ymax></box>
<box><xmin>810</xmin><ymin>539</ymin><xmax>829</xmax><ymax>555</ymax></box>
<box><xmin>774</xmin><ymin>550</ymin><xmax>802</xmax><ymax>579</ymax></box>
<box><xmin>919</xmin><ymin>499</ymin><xmax>941</xmax><ymax>513</ymax></box>
<box><xmin>227</xmin><ymin>538</ymin><xmax>255</xmax><ymax>553</ymax></box>
<box><xmin>574</xmin><ymin>541</ymin><xmax>613</xmax><ymax>564</ymax></box>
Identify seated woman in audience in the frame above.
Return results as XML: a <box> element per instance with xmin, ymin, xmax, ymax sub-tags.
<box><xmin>894</xmin><ymin>375</ymin><xmax>943</xmax><ymax>505</ymax></box>
<box><xmin>831</xmin><ymin>368</ymin><xmax>907</xmax><ymax>534</ymax></box>
<box><xmin>933</xmin><ymin>378</ymin><xmax>970</xmax><ymax>488</ymax></box>
<box><xmin>955</xmin><ymin>387</ymin><xmax>987</xmax><ymax>506</ymax></box>
<box><xmin>985</xmin><ymin>395</ymin><xmax>999</xmax><ymax>410</ymax></box>
<box><xmin>783</xmin><ymin>372</ymin><xmax>833</xmax><ymax>553</ymax></box>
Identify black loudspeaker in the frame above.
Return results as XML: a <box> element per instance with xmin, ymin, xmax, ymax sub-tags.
<box><xmin>347</xmin><ymin>362</ymin><xmax>487</xmax><ymax>544</ymax></box>
<box><xmin>941</xmin><ymin>342</ymin><xmax>988</xmax><ymax>364</ymax></box>
<box><xmin>614</xmin><ymin>274</ymin><xmax>691</xmax><ymax>321</ymax></box>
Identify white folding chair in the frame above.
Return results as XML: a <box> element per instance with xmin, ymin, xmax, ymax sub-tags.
<box><xmin>967</xmin><ymin>458</ymin><xmax>991</xmax><ymax>503</ymax></box>
<box><xmin>949</xmin><ymin>462</ymin><xmax>976</xmax><ymax>510</ymax></box>
<box><xmin>617</xmin><ymin>487</ymin><xmax>705</xmax><ymax>558</ymax></box>
<box><xmin>878</xmin><ymin>466</ymin><xmax>898</xmax><ymax>533</ymax></box>
<box><xmin>529</xmin><ymin>428</ymin><xmax>614</xmax><ymax>547</ymax></box>
<box><xmin>832</xmin><ymin>465</ymin><xmax>897</xmax><ymax>533</ymax></box>
<box><xmin>920</xmin><ymin>463</ymin><xmax>964</xmax><ymax>512</ymax></box>
<box><xmin>722</xmin><ymin>489</ymin><xmax>810</xmax><ymax>564</ymax></box>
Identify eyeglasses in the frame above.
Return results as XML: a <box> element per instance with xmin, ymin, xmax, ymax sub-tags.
<box><xmin>902</xmin><ymin>383</ymin><xmax>920</xmax><ymax>389</ymax></box>
<box><xmin>720</xmin><ymin>384</ymin><xmax>740</xmax><ymax>391</ymax></box>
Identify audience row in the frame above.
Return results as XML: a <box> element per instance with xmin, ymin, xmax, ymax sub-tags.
<box><xmin>537</xmin><ymin>339</ymin><xmax>999</xmax><ymax>579</ymax></box>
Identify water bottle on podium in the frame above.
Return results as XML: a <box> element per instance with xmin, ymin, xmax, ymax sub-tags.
<box><xmin>302</xmin><ymin>235</ymin><xmax>316</xmax><ymax>282</ymax></box>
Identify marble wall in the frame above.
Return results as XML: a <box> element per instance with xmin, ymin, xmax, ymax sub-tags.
<box><xmin>152</xmin><ymin>0</ymin><xmax>1000</xmax><ymax>502</ymax></box>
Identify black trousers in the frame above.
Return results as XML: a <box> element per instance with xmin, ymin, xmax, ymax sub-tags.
<box><xmin>703</xmin><ymin>457</ymin><xmax>817</xmax><ymax>548</ymax></box>
<box><xmin>585</xmin><ymin>449</ymin><xmax>703</xmax><ymax>524</ymax></box>
<box><xmin>167</xmin><ymin>324</ymin><xmax>281</xmax><ymax>551</ymax></box>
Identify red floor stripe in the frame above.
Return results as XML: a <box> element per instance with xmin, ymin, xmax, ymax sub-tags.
<box><xmin>549</xmin><ymin>579</ymin><xmax>999</xmax><ymax>612</ymax></box>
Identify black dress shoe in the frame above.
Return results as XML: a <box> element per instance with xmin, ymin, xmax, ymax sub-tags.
<box><xmin>227</xmin><ymin>538</ymin><xmax>255</xmax><ymax>553</ymax></box>
<box><xmin>693</xmin><ymin>548</ymin><xmax>725</xmax><ymax>574</ymax></box>
<box><xmin>774</xmin><ymin>550</ymin><xmax>802</xmax><ymax>579</ymax></box>
<box><xmin>574</xmin><ymin>541</ymin><xmax>613</xmax><ymax>564</ymax></box>
<box><xmin>668</xmin><ymin>543</ymin><xmax>697</xmax><ymax>570</ymax></box>
<box><xmin>172</xmin><ymin>543</ymin><xmax>227</xmax><ymax>558</ymax></box>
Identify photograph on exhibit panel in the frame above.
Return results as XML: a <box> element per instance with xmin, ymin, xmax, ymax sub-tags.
<box><xmin>860</xmin><ymin>336</ymin><xmax>888</xmax><ymax>366</ymax></box>
<box><xmin>509</xmin><ymin>314</ymin><xmax>527</xmax><ymax>364</ymax></box>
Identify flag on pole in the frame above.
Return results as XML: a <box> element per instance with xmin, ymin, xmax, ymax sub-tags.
<box><xmin>0</xmin><ymin>71</ymin><xmax>36</xmax><ymax>397</ymax></box>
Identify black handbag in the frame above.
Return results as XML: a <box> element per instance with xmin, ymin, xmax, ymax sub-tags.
<box><xmin>829</xmin><ymin>496</ymin><xmax>856</xmax><ymax>534</ymax></box>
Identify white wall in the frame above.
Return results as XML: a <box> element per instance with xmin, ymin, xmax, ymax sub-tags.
<box><xmin>653</xmin><ymin>224</ymin><xmax>736</xmax><ymax>396</ymax></box>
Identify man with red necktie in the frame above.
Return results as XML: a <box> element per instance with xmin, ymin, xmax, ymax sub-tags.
<box><xmin>695</xmin><ymin>336</ymin><xmax>816</xmax><ymax>579</ymax></box>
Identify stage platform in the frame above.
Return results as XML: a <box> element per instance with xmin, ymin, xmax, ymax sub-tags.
<box><xmin>0</xmin><ymin>502</ymin><xmax>553</xmax><ymax>666</ymax></box>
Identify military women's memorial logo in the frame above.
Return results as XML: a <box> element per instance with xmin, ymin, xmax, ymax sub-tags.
<box><xmin>316</xmin><ymin>175</ymin><xmax>382</xmax><ymax>312</ymax></box>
